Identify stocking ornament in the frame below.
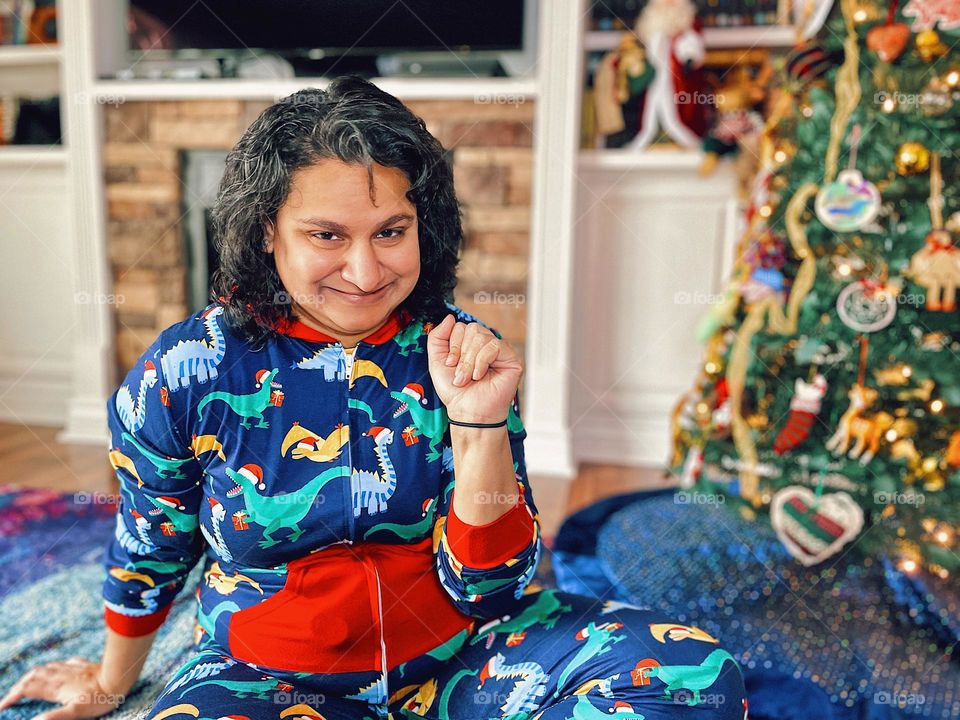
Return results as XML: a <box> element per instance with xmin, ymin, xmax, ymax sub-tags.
<box><xmin>773</xmin><ymin>374</ymin><xmax>828</xmax><ymax>455</ymax></box>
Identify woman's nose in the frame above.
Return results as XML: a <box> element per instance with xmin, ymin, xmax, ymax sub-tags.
<box><xmin>339</xmin><ymin>241</ymin><xmax>385</xmax><ymax>292</ymax></box>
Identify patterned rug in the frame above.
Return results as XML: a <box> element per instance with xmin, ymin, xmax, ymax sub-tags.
<box><xmin>552</xmin><ymin>488</ymin><xmax>960</xmax><ymax>720</ymax></box>
<box><xmin>0</xmin><ymin>484</ymin><xmax>557</xmax><ymax>720</ymax></box>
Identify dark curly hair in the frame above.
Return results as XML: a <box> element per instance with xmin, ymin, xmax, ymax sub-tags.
<box><xmin>210</xmin><ymin>75</ymin><xmax>463</xmax><ymax>348</ymax></box>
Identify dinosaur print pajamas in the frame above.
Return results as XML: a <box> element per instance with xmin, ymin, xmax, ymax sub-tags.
<box><xmin>104</xmin><ymin>302</ymin><xmax>747</xmax><ymax>719</ymax></box>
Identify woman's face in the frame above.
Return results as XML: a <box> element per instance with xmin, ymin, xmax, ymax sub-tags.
<box><xmin>264</xmin><ymin>158</ymin><xmax>421</xmax><ymax>346</ymax></box>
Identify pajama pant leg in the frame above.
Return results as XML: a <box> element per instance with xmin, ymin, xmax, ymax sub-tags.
<box><xmin>145</xmin><ymin>647</ymin><xmax>383</xmax><ymax>720</ymax></box>
<box><xmin>389</xmin><ymin>589</ymin><xmax>748</xmax><ymax>720</ymax></box>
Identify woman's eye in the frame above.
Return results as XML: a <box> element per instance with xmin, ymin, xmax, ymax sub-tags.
<box><xmin>311</xmin><ymin>231</ymin><xmax>340</xmax><ymax>241</ymax></box>
<box><xmin>377</xmin><ymin>228</ymin><xmax>405</xmax><ymax>239</ymax></box>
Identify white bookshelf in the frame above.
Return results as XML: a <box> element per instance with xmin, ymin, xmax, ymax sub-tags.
<box><xmin>584</xmin><ymin>25</ymin><xmax>798</xmax><ymax>52</ymax></box>
<box><xmin>92</xmin><ymin>75</ymin><xmax>538</xmax><ymax>102</ymax></box>
<box><xmin>0</xmin><ymin>144</ymin><xmax>68</xmax><ymax>165</ymax></box>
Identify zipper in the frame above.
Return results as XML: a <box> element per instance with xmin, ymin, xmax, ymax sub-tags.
<box><xmin>341</xmin><ymin>341</ymin><xmax>356</xmax><ymax>544</ymax></box>
<box><xmin>372</xmin><ymin>563</ymin><xmax>389</xmax><ymax>707</ymax></box>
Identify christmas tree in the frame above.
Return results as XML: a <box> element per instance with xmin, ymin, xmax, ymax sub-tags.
<box><xmin>671</xmin><ymin>0</ymin><xmax>960</xmax><ymax>577</ymax></box>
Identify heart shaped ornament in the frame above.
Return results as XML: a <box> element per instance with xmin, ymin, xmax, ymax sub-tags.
<box><xmin>866</xmin><ymin>22</ymin><xmax>911</xmax><ymax>63</ymax></box>
<box><xmin>770</xmin><ymin>485</ymin><xmax>865</xmax><ymax>566</ymax></box>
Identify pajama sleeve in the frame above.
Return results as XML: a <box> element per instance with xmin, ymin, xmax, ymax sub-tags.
<box><xmin>102</xmin><ymin>331</ymin><xmax>205</xmax><ymax>637</ymax></box>
<box><xmin>434</xmin><ymin>387</ymin><xmax>542</xmax><ymax>620</ymax></box>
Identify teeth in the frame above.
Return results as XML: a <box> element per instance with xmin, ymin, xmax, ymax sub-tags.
<box><xmin>226</xmin><ymin>485</ymin><xmax>243</xmax><ymax>498</ymax></box>
<box><xmin>393</xmin><ymin>401</ymin><xmax>408</xmax><ymax>418</ymax></box>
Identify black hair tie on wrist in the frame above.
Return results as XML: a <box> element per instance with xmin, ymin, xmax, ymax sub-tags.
<box><xmin>448</xmin><ymin>417</ymin><xmax>507</xmax><ymax>428</ymax></box>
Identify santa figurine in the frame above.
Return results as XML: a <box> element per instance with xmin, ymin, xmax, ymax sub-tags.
<box><xmin>626</xmin><ymin>0</ymin><xmax>710</xmax><ymax>150</ymax></box>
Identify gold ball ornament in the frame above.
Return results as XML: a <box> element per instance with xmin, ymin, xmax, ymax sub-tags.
<box><xmin>895</xmin><ymin>142</ymin><xmax>930</xmax><ymax>175</ymax></box>
<box><xmin>915</xmin><ymin>30</ymin><xmax>948</xmax><ymax>63</ymax></box>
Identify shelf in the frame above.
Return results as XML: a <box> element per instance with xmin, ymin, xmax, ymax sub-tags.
<box><xmin>579</xmin><ymin>148</ymin><xmax>705</xmax><ymax>170</ymax></box>
<box><xmin>0</xmin><ymin>43</ymin><xmax>61</xmax><ymax>67</ymax></box>
<box><xmin>0</xmin><ymin>145</ymin><xmax>68</xmax><ymax>166</ymax></box>
<box><xmin>584</xmin><ymin>26</ymin><xmax>797</xmax><ymax>52</ymax></box>
<box><xmin>92</xmin><ymin>75</ymin><xmax>539</xmax><ymax>102</ymax></box>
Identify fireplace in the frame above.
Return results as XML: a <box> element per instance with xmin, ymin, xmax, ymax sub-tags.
<box><xmin>182</xmin><ymin>149</ymin><xmax>228</xmax><ymax>313</ymax></box>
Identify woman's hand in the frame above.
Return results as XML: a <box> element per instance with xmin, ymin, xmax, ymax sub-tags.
<box><xmin>427</xmin><ymin>314</ymin><xmax>522</xmax><ymax>424</ymax></box>
<box><xmin>0</xmin><ymin>658</ymin><xmax>124</xmax><ymax>720</ymax></box>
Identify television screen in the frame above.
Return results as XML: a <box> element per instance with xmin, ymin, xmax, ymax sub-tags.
<box><xmin>129</xmin><ymin>0</ymin><xmax>526</xmax><ymax>54</ymax></box>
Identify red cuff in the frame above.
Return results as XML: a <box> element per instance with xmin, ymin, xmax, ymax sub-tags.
<box><xmin>446</xmin><ymin>488</ymin><xmax>535</xmax><ymax>569</ymax></box>
<box><xmin>104</xmin><ymin>605</ymin><xmax>172</xmax><ymax>637</ymax></box>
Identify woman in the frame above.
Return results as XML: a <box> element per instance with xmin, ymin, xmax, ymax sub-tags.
<box><xmin>0</xmin><ymin>77</ymin><xmax>746</xmax><ymax>720</ymax></box>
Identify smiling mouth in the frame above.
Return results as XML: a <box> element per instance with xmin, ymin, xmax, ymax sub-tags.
<box><xmin>330</xmin><ymin>283</ymin><xmax>390</xmax><ymax>298</ymax></box>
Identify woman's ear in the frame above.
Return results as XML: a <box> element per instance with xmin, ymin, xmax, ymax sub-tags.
<box><xmin>263</xmin><ymin>220</ymin><xmax>275</xmax><ymax>253</ymax></box>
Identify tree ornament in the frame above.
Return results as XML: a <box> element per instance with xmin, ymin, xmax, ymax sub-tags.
<box><xmin>902</xmin><ymin>0</ymin><xmax>960</xmax><ymax>32</ymax></box>
<box><xmin>915</xmin><ymin>29</ymin><xmax>949</xmax><ymax>62</ymax></box>
<box><xmin>867</xmin><ymin>0</ymin><xmax>911</xmax><ymax>63</ymax></box>
<box><xmin>826</xmin><ymin>382</ymin><xmax>895</xmax><ymax>463</ymax></box>
<box><xmin>909</xmin><ymin>153</ymin><xmax>960</xmax><ymax>311</ymax></box>
<box><xmin>770</xmin><ymin>483</ymin><xmax>865</xmax><ymax>566</ymax></box>
<box><xmin>773</xmin><ymin>374</ymin><xmax>828</xmax><ymax>454</ymax></box>
<box><xmin>837</xmin><ymin>279</ymin><xmax>899</xmax><ymax>331</ymax></box>
<box><xmin>919</xmin><ymin>75</ymin><xmax>954</xmax><ymax>116</ymax></box>
<box><xmin>947</xmin><ymin>430</ymin><xmax>960</xmax><ymax>467</ymax></box>
<box><xmin>826</xmin><ymin>338</ymin><xmax>893</xmax><ymax>465</ymax></box>
<box><xmin>816</xmin><ymin>126</ymin><xmax>880</xmax><ymax>232</ymax></box>
<box><xmin>895</xmin><ymin>142</ymin><xmax>931</xmax><ymax>175</ymax></box>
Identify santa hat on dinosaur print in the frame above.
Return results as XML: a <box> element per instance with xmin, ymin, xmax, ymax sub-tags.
<box><xmin>255</xmin><ymin>369</ymin><xmax>271</xmax><ymax>388</ymax></box>
<box><xmin>400</xmin><ymin>383</ymin><xmax>428</xmax><ymax>405</ymax></box>
<box><xmin>238</xmin><ymin>463</ymin><xmax>266</xmax><ymax>490</ymax></box>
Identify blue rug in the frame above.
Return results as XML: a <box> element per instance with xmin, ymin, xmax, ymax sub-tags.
<box><xmin>552</xmin><ymin>489</ymin><xmax>960</xmax><ymax>720</ymax></box>
<box><xmin>0</xmin><ymin>485</ymin><xmax>205</xmax><ymax>719</ymax></box>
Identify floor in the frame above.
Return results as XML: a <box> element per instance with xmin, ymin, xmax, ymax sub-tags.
<box><xmin>0</xmin><ymin>422</ymin><xmax>677</xmax><ymax>538</ymax></box>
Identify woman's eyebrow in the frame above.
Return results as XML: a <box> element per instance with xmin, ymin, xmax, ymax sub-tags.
<box><xmin>296</xmin><ymin>214</ymin><xmax>415</xmax><ymax>232</ymax></box>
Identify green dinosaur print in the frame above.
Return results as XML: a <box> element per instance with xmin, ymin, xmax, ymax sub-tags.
<box><xmin>121</xmin><ymin>432</ymin><xmax>194</xmax><ymax>479</ymax></box>
<box><xmin>178</xmin><ymin>676</ymin><xmax>286</xmax><ymax>701</ymax></box>
<box><xmin>349</xmin><ymin>397</ymin><xmax>377</xmax><ymax>423</ymax></box>
<box><xmin>146</xmin><ymin>495</ymin><xmax>198</xmax><ymax>533</ymax></box>
<box><xmin>364</xmin><ymin>497</ymin><xmax>437</xmax><ymax>541</ymax></box>
<box><xmin>437</xmin><ymin>668</ymin><xmax>478</xmax><ymax>720</ymax></box>
<box><xmin>390</xmin><ymin>389</ymin><xmax>448</xmax><ymax>462</ymax></box>
<box><xmin>397</xmin><ymin>628</ymin><xmax>469</xmax><ymax>678</ymax></box>
<box><xmin>571</xmin><ymin>694</ymin><xmax>645</xmax><ymax>720</ymax></box>
<box><xmin>393</xmin><ymin>319</ymin><xmax>426</xmax><ymax>356</ymax></box>
<box><xmin>645</xmin><ymin>648</ymin><xmax>738</xmax><ymax>706</ymax></box>
<box><xmin>195</xmin><ymin>599</ymin><xmax>240</xmax><ymax>641</ymax></box>
<box><xmin>197</xmin><ymin>368</ymin><xmax>279</xmax><ymax>430</ymax></box>
<box><xmin>507</xmin><ymin>401</ymin><xmax>525</xmax><ymax>434</ymax></box>
<box><xmin>471</xmin><ymin>589</ymin><xmax>573</xmax><ymax>646</ymax></box>
<box><xmin>555</xmin><ymin>622</ymin><xmax>626</xmax><ymax>696</ymax></box>
<box><xmin>463</xmin><ymin>575</ymin><xmax>519</xmax><ymax>596</ymax></box>
<box><xmin>228</xmin><ymin>464</ymin><xmax>350</xmax><ymax>548</ymax></box>
<box><xmin>126</xmin><ymin>559</ymin><xmax>187</xmax><ymax>575</ymax></box>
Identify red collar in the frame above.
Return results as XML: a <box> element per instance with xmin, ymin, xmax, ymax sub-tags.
<box><xmin>274</xmin><ymin>307</ymin><xmax>413</xmax><ymax>345</ymax></box>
